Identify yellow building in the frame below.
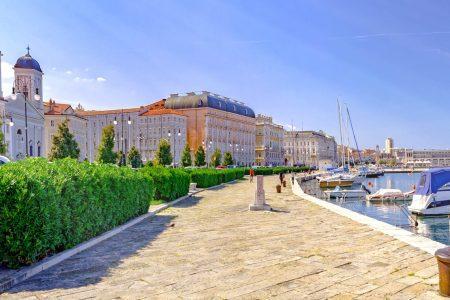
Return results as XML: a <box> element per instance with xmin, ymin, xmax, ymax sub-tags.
<box><xmin>165</xmin><ymin>91</ymin><xmax>256</xmax><ymax>166</ymax></box>
<box><xmin>255</xmin><ymin>114</ymin><xmax>284</xmax><ymax>166</ymax></box>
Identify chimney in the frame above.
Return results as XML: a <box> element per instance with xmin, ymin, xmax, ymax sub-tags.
<box><xmin>187</xmin><ymin>92</ymin><xmax>195</xmax><ymax>96</ymax></box>
<box><xmin>169</xmin><ymin>93</ymin><xmax>178</xmax><ymax>98</ymax></box>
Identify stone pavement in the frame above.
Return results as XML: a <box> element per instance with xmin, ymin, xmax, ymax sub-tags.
<box><xmin>2</xmin><ymin>176</ymin><xmax>445</xmax><ymax>299</ymax></box>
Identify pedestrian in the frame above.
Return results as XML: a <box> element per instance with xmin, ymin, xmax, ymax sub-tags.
<box><xmin>249</xmin><ymin>168</ymin><xmax>255</xmax><ymax>183</ymax></box>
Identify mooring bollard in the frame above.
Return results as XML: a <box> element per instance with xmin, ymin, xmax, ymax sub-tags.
<box><xmin>435</xmin><ymin>247</ymin><xmax>450</xmax><ymax>296</ymax></box>
<box><xmin>249</xmin><ymin>175</ymin><xmax>271</xmax><ymax>211</ymax></box>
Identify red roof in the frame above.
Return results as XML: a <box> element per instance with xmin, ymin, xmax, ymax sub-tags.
<box><xmin>44</xmin><ymin>100</ymin><xmax>73</xmax><ymax>115</ymax></box>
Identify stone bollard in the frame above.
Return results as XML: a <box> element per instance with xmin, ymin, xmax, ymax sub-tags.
<box><xmin>436</xmin><ymin>247</ymin><xmax>450</xmax><ymax>296</ymax></box>
<box><xmin>249</xmin><ymin>175</ymin><xmax>271</xmax><ymax>211</ymax></box>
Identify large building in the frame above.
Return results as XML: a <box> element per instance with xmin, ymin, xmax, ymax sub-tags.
<box><xmin>76</xmin><ymin>101</ymin><xmax>187</xmax><ymax>164</ymax></box>
<box><xmin>393</xmin><ymin>148</ymin><xmax>450</xmax><ymax>168</ymax></box>
<box><xmin>255</xmin><ymin>114</ymin><xmax>284</xmax><ymax>166</ymax></box>
<box><xmin>284</xmin><ymin>130</ymin><xmax>337</xmax><ymax>167</ymax></box>
<box><xmin>0</xmin><ymin>48</ymin><xmax>45</xmax><ymax>160</ymax></box>
<box><xmin>165</xmin><ymin>91</ymin><xmax>256</xmax><ymax>166</ymax></box>
<box><xmin>44</xmin><ymin>100</ymin><xmax>88</xmax><ymax>160</ymax></box>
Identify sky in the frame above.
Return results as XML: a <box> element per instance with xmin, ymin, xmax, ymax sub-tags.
<box><xmin>1</xmin><ymin>0</ymin><xmax>450</xmax><ymax>149</ymax></box>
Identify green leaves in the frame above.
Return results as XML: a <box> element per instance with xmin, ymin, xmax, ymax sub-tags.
<box><xmin>140</xmin><ymin>166</ymin><xmax>190</xmax><ymax>202</ymax></box>
<box><xmin>189</xmin><ymin>168</ymin><xmax>244</xmax><ymax>188</ymax></box>
<box><xmin>181</xmin><ymin>143</ymin><xmax>192</xmax><ymax>167</ymax></box>
<box><xmin>194</xmin><ymin>146</ymin><xmax>206</xmax><ymax>167</ymax></box>
<box><xmin>49</xmin><ymin>120</ymin><xmax>80</xmax><ymax>161</ymax></box>
<box><xmin>0</xmin><ymin>158</ymin><xmax>154</xmax><ymax>268</ymax></box>
<box><xmin>155</xmin><ymin>139</ymin><xmax>172</xmax><ymax>166</ymax></box>
<box><xmin>97</xmin><ymin>125</ymin><xmax>117</xmax><ymax>164</ymax></box>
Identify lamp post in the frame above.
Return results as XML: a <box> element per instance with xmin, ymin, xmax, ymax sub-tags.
<box><xmin>8</xmin><ymin>117</ymin><xmax>13</xmax><ymax>157</ymax></box>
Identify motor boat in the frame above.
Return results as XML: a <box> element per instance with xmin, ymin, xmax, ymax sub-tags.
<box><xmin>323</xmin><ymin>185</ymin><xmax>367</xmax><ymax>199</ymax></box>
<box><xmin>366</xmin><ymin>188</ymin><xmax>412</xmax><ymax>202</ymax></box>
<box><xmin>318</xmin><ymin>173</ymin><xmax>354</xmax><ymax>188</ymax></box>
<box><xmin>408</xmin><ymin>168</ymin><xmax>450</xmax><ymax>215</ymax></box>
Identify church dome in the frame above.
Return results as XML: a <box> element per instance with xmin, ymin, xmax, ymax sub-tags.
<box><xmin>14</xmin><ymin>52</ymin><xmax>42</xmax><ymax>73</ymax></box>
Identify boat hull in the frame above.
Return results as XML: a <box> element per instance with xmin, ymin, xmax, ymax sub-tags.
<box><xmin>319</xmin><ymin>180</ymin><xmax>354</xmax><ymax>188</ymax></box>
<box><xmin>409</xmin><ymin>191</ymin><xmax>450</xmax><ymax>215</ymax></box>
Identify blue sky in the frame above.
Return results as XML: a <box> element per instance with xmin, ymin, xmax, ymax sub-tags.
<box><xmin>1</xmin><ymin>0</ymin><xmax>450</xmax><ymax>149</ymax></box>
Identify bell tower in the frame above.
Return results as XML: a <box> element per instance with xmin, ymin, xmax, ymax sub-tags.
<box><xmin>13</xmin><ymin>46</ymin><xmax>43</xmax><ymax>111</ymax></box>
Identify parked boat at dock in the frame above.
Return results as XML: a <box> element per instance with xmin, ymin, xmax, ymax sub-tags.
<box><xmin>318</xmin><ymin>174</ymin><xmax>354</xmax><ymax>188</ymax></box>
<box><xmin>408</xmin><ymin>168</ymin><xmax>450</xmax><ymax>216</ymax></box>
<box><xmin>323</xmin><ymin>185</ymin><xmax>367</xmax><ymax>199</ymax></box>
<box><xmin>366</xmin><ymin>188</ymin><xmax>413</xmax><ymax>202</ymax></box>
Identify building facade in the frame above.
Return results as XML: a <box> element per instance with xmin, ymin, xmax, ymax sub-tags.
<box><xmin>385</xmin><ymin>137</ymin><xmax>394</xmax><ymax>155</ymax></box>
<box><xmin>44</xmin><ymin>100</ymin><xmax>88</xmax><ymax>160</ymax></box>
<box><xmin>284</xmin><ymin>130</ymin><xmax>337</xmax><ymax>167</ymax></box>
<box><xmin>165</xmin><ymin>91</ymin><xmax>256</xmax><ymax>166</ymax></box>
<box><xmin>0</xmin><ymin>49</ymin><xmax>45</xmax><ymax>160</ymax></box>
<box><xmin>255</xmin><ymin>114</ymin><xmax>284</xmax><ymax>166</ymax></box>
<box><xmin>393</xmin><ymin>148</ymin><xmax>450</xmax><ymax>168</ymax></box>
<box><xmin>76</xmin><ymin>101</ymin><xmax>187</xmax><ymax>164</ymax></box>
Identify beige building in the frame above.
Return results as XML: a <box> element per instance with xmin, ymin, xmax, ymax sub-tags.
<box><xmin>165</xmin><ymin>91</ymin><xmax>256</xmax><ymax>166</ymax></box>
<box><xmin>284</xmin><ymin>130</ymin><xmax>337</xmax><ymax>167</ymax></box>
<box><xmin>76</xmin><ymin>101</ymin><xmax>187</xmax><ymax>164</ymax></box>
<box><xmin>385</xmin><ymin>137</ymin><xmax>394</xmax><ymax>155</ymax></box>
<box><xmin>255</xmin><ymin>114</ymin><xmax>284</xmax><ymax>166</ymax></box>
<box><xmin>44</xmin><ymin>100</ymin><xmax>88</xmax><ymax>160</ymax></box>
<box><xmin>393</xmin><ymin>148</ymin><xmax>450</xmax><ymax>168</ymax></box>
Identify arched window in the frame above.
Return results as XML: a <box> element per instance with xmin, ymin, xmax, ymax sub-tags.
<box><xmin>17</xmin><ymin>129</ymin><xmax>22</xmax><ymax>135</ymax></box>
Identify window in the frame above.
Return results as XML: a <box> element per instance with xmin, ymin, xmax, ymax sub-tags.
<box><xmin>51</xmin><ymin>120</ymin><xmax>55</xmax><ymax>127</ymax></box>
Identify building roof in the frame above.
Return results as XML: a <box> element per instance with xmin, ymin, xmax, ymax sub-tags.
<box><xmin>44</xmin><ymin>99</ymin><xmax>86</xmax><ymax>119</ymax></box>
<box><xmin>14</xmin><ymin>52</ymin><xmax>42</xmax><ymax>73</ymax></box>
<box><xmin>139</xmin><ymin>109</ymin><xmax>185</xmax><ymax>117</ymax></box>
<box><xmin>77</xmin><ymin>106</ymin><xmax>146</xmax><ymax>116</ymax></box>
<box><xmin>165</xmin><ymin>91</ymin><xmax>255</xmax><ymax>118</ymax></box>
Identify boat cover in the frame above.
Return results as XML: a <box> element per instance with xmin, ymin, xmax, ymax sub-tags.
<box><xmin>415</xmin><ymin>168</ymin><xmax>450</xmax><ymax>195</ymax></box>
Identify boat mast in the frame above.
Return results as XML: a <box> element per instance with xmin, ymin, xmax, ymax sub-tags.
<box><xmin>337</xmin><ymin>99</ymin><xmax>344</xmax><ymax>167</ymax></box>
<box><xmin>346</xmin><ymin>105</ymin><xmax>362</xmax><ymax>163</ymax></box>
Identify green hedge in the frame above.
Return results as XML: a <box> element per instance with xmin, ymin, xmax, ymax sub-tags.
<box><xmin>189</xmin><ymin>168</ymin><xmax>244</xmax><ymax>188</ymax></box>
<box><xmin>140</xmin><ymin>166</ymin><xmax>190</xmax><ymax>202</ymax></box>
<box><xmin>0</xmin><ymin>158</ymin><xmax>154</xmax><ymax>268</ymax></box>
<box><xmin>242</xmin><ymin>166</ymin><xmax>310</xmax><ymax>175</ymax></box>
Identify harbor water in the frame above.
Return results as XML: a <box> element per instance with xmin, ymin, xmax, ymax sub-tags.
<box><xmin>301</xmin><ymin>172</ymin><xmax>450</xmax><ymax>245</ymax></box>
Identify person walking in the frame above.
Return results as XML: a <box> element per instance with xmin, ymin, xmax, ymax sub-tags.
<box><xmin>279</xmin><ymin>172</ymin><xmax>285</xmax><ymax>185</ymax></box>
<box><xmin>249</xmin><ymin>168</ymin><xmax>255</xmax><ymax>183</ymax></box>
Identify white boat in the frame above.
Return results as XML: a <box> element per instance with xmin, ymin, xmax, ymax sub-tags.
<box><xmin>408</xmin><ymin>168</ymin><xmax>450</xmax><ymax>215</ymax></box>
<box><xmin>366</xmin><ymin>188</ymin><xmax>409</xmax><ymax>201</ymax></box>
<box><xmin>323</xmin><ymin>186</ymin><xmax>367</xmax><ymax>198</ymax></box>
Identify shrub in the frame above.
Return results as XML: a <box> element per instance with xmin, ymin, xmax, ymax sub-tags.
<box><xmin>0</xmin><ymin>158</ymin><xmax>154</xmax><ymax>268</ymax></box>
<box><xmin>189</xmin><ymin>168</ymin><xmax>244</xmax><ymax>188</ymax></box>
<box><xmin>140</xmin><ymin>166</ymin><xmax>190</xmax><ymax>202</ymax></box>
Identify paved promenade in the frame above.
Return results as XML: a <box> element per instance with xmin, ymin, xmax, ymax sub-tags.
<box><xmin>2</xmin><ymin>176</ymin><xmax>444</xmax><ymax>299</ymax></box>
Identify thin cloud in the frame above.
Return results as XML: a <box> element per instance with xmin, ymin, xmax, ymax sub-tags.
<box><xmin>330</xmin><ymin>31</ymin><xmax>450</xmax><ymax>40</ymax></box>
<box><xmin>96</xmin><ymin>77</ymin><xmax>107</xmax><ymax>82</ymax></box>
<box><xmin>65</xmin><ymin>70</ymin><xmax>73</xmax><ymax>75</ymax></box>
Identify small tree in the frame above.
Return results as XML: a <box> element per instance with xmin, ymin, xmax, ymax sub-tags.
<box><xmin>49</xmin><ymin>119</ymin><xmax>80</xmax><ymax>161</ymax></box>
<box><xmin>223</xmin><ymin>152</ymin><xmax>233</xmax><ymax>166</ymax></box>
<box><xmin>97</xmin><ymin>125</ymin><xmax>117</xmax><ymax>164</ymax></box>
<box><xmin>181</xmin><ymin>143</ymin><xmax>192</xmax><ymax>167</ymax></box>
<box><xmin>194</xmin><ymin>145</ymin><xmax>206</xmax><ymax>166</ymax></box>
<box><xmin>128</xmin><ymin>146</ymin><xmax>143</xmax><ymax>168</ymax></box>
<box><xmin>0</xmin><ymin>120</ymin><xmax>6</xmax><ymax>155</ymax></box>
<box><xmin>155</xmin><ymin>139</ymin><xmax>172</xmax><ymax>166</ymax></box>
<box><xmin>210</xmin><ymin>148</ymin><xmax>222</xmax><ymax>167</ymax></box>
<box><xmin>116</xmin><ymin>150</ymin><xmax>126</xmax><ymax>166</ymax></box>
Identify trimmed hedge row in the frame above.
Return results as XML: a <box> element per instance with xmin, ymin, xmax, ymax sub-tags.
<box><xmin>189</xmin><ymin>168</ymin><xmax>245</xmax><ymax>188</ymax></box>
<box><xmin>0</xmin><ymin>158</ymin><xmax>155</xmax><ymax>268</ymax></box>
<box><xmin>244</xmin><ymin>166</ymin><xmax>310</xmax><ymax>175</ymax></box>
<box><xmin>140</xmin><ymin>166</ymin><xmax>190</xmax><ymax>202</ymax></box>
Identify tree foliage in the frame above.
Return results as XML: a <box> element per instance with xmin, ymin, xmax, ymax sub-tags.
<box><xmin>0</xmin><ymin>120</ymin><xmax>6</xmax><ymax>155</ymax></box>
<box><xmin>49</xmin><ymin>120</ymin><xmax>80</xmax><ymax>161</ymax></box>
<box><xmin>155</xmin><ymin>139</ymin><xmax>172</xmax><ymax>166</ymax></box>
<box><xmin>96</xmin><ymin>125</ymin><xmax>117</xmax><ymax>164</ymax></box>
<box><xmin>181</xmin><ymin>143</ymin><xmax>192</xmax><ymax>167</ymax></box>
<box><xmin>223</xmin><ymin>152</ymin><xmax>233</xmax><ymax>166</ymax></box>
<box><xmin>210</xmin><ymin>148</ymin><xmax>222</xmax><ymax>167</ymax></box>
<box><xmin>128</xmin><ymin>146</ymin><xmax>143</xmax><ymax>168</ymax></box>
<box><xmin>194</xmin><ymin>145</ymin><xmax>206</xmax><ymax>166</ymax></box>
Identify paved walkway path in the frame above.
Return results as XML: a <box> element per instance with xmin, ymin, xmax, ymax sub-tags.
<box><xmin>2</xmin><ymin>176</ymin><xmax>444</xmax><ymax>299</ymax></box>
